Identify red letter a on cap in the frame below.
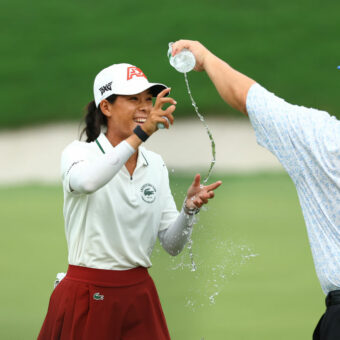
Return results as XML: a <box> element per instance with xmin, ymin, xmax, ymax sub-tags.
<box><xmin>127</xmin><ymin>67</ymin><xmax>147</xmax><ymax>80</ymax></box>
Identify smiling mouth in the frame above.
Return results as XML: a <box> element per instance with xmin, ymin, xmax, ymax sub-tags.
<box><xmin>133</xmin><ymin>118</ymin><xmax>147</xmax><ymax>124</ymax></box>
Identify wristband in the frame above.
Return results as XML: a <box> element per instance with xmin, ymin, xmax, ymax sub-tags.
<box><xmin>183</xmin><ymin>202</ymin><xmax>200</xmax><ymax>215</ymax></box>
<box><xmin>133</xmin><ymin>125</ymin><xmax>149</xmax><ymax>142</ymax></box>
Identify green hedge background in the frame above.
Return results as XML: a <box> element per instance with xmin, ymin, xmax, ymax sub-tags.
<box><xmin>1</xmin><ymin>0</ymin><xmax>339</xmax><ymax>128</ymax></box>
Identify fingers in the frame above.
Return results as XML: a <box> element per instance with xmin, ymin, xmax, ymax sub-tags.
<box><xmin>205</xmin><ymin>180</ymin><xmax>222</xmax><ymax>192</ymax></box>
<box><xmin>192</xmin><ymin>197</ymin><xmax>204</xmax><ymax>207</ymax></box>
<box><xmin>154</xmin><ymin>105</ymin><xmax>175</xmax><ymax>129</ymax></box>
<box><xmin>192</xmin><ymin>173</ymin><xmax>201</xmax><ymax>187</ymax></box>
<box><xmin>164</xmin><ymin>105</ymin><xmax>175</xmax><ymax>126</ymax></box>
<box><xmin>157</xmin><ymin>87</ymin><xmax>171</xmax><ymax>98</ymax></box>
<box><xmin>152</xmin><ymin>88</ymin><xmax>176</xmax><ymax>129</ymax></box>
<box><xmin>157</xmin><ymin>117</ymin><xmax>170</xmax><ymax>129</ymax></box>
<box><xmin>158</xmin><ymin>116</ymin><xmax>171</xmax><ymax>129</ymax></box>
<box><xmin>171</xmin><ymin>40</ymin><xmax>197</xmax><ymax>56</ymax></box>
<box><xmin>198</xmin><ymin>190</ymin><xmax>215</xmax><ymax>202</ymax></box>
<box><xmin>154</xmin><ymin>88</ymin><xmax>172</xmax><ymax>105</ymax></box>
<box><xmin>154</xmin><ymin>95</ymin><xmax>177</xmax><ymax>110</ymax></box>
<box><xmin>142</xmin><ymin>86</ymin><xmax>176</xmax><ymax>132</ymax></box>
<box><xmin>171</xmin><ymin>39</ymin><xmax>209</xmax><ymax>72</ymax></box>
<box><xmin>190</xmin><ymin>180</ymin><xmax>221</xmax><ymax>208</ymax></box>
<box><xmin>142</xmin><ymin>87</ymin><xmax>176</xmax><ymax>134</ymax></box>
<box><xmin>191</xmin><ymin>194</ymin><xmax>208</xmax><ymax>208</ymax></box>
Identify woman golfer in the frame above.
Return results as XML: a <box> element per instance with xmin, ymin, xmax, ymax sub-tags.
<box><xmin>38</xmin><ymin>63</ymin><xmax>222</xmax><ymax>340</ymax></box>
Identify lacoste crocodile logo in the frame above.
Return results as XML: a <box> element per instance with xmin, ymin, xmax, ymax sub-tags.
<box><xmin>144</xmin><ymin>189</ymin><xmax>154</xmax><ymax>196</ymax></box>
<box><xmin>140</xmin><ymin>183</ymin><xmax>156</xmax><ymax>203</ymax></box>
<box><xmin>93</xmin><ymin>292</ymin><xmax>104</xmax><ymax>301</ymax></box>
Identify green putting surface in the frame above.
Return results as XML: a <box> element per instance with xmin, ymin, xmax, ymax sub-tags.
<box><xmin>0</xmin><ymin>172</ymin><xmax>324</xmax><ymax>339</ymax></box>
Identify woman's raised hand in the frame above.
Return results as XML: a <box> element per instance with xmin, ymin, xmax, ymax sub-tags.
<box><xmin>142</xmin><ymin>88</ymin><xmax>176</xmax><ymax>136</ymax></box>
<box><xmin>185</xmin><ymin>174</ymin><xmax>222</xmax><ymax>210</ymax></box>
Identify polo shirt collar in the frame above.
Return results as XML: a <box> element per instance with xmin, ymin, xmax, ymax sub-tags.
<box><xmin>96</xmin><ymin>133</ymin><xmax>149</xmax><ymax>167</ymax></box>
<box><xmin>138</xmin><ymin>147</ymin><xmax>149</xmax><ymax>167</ymax></box>
<box><xmin>96</xmin><ymin>133</ymin><xmax>114</xmax><ymax>153</ymax></box>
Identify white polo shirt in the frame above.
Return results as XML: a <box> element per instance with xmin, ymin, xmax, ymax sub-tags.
<box><xmin>61</xmin><ymin>133</ymin><xmax>179</xmax><ymax>270</ymax></box>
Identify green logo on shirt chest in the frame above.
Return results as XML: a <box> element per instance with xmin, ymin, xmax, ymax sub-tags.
<box><xmin>141</xmin><ymin>184</ymin><xmax>156</xmax><ymax>203</ymax></box>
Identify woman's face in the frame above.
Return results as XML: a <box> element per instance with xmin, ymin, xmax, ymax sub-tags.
<box><xmin>104</xmin><ymin>89</ymin><xmax>153</xmax><ymax>141</ymax></box>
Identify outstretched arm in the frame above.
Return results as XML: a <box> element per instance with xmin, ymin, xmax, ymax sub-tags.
<box><xmin>171</xmin><ymin>40</ymin><xmax>256</xmax><ymax>115</ymax></box>
<box><xmin>159</xmin><ymin>174</ymin><xmax>222</xmax><ymax>256</ymax></box>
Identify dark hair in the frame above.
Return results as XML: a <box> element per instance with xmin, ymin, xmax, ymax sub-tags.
<box><xmin>80</xmin><ymin>94</ymin><xmax>117</xmax><ymax>142</ymax></box>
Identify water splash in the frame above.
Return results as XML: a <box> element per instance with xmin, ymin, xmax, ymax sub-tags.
<box><xmin>184</xmin><ymin>72</ymin><xmax>216</xmax><ymax>184</ymax></box>
<box><xmin>209</xmin><ymin>292</ymin><xmax>219</xmax><ymax>304</ymax></box>
<box><xmin>168</xmin><ymin>239</ymin><xmax>258</xmax><ymax>310</ymax></box>
<box><xmin>187</xmin><ymin>238</ymin><xmax>197</xmax><ymax>272</ymax></box>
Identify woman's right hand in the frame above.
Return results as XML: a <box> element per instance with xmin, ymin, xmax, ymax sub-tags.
<box><xmin>142</xmin><ymin>88</ymin><xmax>176</xmax><ymax>136</ymax></box>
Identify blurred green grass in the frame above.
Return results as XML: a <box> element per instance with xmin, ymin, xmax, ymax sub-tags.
<box><xmin>0</xmin><ymin>172</ymin><xmax>324</xmax><ymax>339</ymax></box>
<box><xmin>1</xmin><ymin>0</ymin><xmax>340</xmax><ymax>128</ymax></box>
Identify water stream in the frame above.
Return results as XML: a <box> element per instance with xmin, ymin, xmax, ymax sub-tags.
<box><xmin>184</xmin><ymin>72</ymin><xmax>216</xmax><ymax>184</ymax></box>
<box><xmin>183</xmin><ymin>72</ymin><xmax>217</xmax><ymax>271</ymax></box>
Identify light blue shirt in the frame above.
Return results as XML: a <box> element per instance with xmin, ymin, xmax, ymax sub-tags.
<box><xmin>246</xmin><ymin>83</ymin><xmax>340</xmax><ymax>294</ymax></box>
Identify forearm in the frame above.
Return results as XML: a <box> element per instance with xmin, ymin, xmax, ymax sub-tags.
<box><xmin>203</xmin><ymin>53</ymin><xmax>256</xmax><ymax>115</ymax></box>
<box><xmin>158</xmin><ymin>209</ymin><xmax>196</xmax><ymax>256</ymax></box>
<box><xmin>69</xmin><ymin>140</ymin><xmax>135</xmax><ymax>194</ymax></box>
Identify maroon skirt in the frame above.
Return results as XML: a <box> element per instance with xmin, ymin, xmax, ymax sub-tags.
<box><xmin>38</xmin><ymin>265</ymin><xmax>171</xmax><ymax>340</ymax></box>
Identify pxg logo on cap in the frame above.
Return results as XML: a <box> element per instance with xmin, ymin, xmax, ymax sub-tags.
<box><xmin>99</xmin><ymin>81</ymin><xmax>113</xmax><ymax>96</ymax></box>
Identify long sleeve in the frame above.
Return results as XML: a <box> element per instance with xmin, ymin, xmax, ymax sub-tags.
<box><xmin>158</xmin><ymin>207</ymin><xmax>196</xmax><ymax>256</ymax></box>
<box><xmin>63</xmin><ymin>140</ymin><xmax>135</xmax><ymax>194</ymax></box>
<box><xmin>156</xmin><ymin>159</ymin><xmax>197</xmax><ymax>255</ymax></box>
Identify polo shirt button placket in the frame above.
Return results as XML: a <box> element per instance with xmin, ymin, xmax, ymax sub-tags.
<box><xmin>129</xmin><ymin>176</ymin><xmax>138</xmax><ymax>205</ymax></box>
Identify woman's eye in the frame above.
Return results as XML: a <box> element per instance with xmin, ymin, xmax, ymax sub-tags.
<box><xmin>129</xmin><ymin>97</ymin><xmax>138</xmax><ymax>101</ymax></box>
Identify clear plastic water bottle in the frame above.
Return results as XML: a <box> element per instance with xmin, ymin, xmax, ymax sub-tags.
<box><xmin>158</xmin><ymin>43</ymin><xmax>196</xmax><ymax>129</ymax></box>
<box><xmin>167</xmin><ymin>42</ymin><xmax>196</xmax><ymax>73</ymax></box>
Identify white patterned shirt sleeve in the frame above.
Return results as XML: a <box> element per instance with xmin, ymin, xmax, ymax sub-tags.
<box><xmin>246</xmin><ymin>83</ymin><xmax>340</xmax><ymax>294</ymax></box>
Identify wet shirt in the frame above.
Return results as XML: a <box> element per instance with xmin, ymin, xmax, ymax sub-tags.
<box><xmin>246</xmin><ymin>83</ymin><xmax>340</xmax><ymax>294</ymax></box>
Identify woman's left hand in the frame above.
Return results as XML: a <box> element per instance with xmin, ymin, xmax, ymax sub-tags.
<box><xmin>185</xmin><ymin>174</ymin><xmax>222</xmax><ymax>210</ymax></box>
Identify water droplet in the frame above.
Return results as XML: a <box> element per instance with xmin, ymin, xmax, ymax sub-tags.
<box><xmin>209</xmin><ymin>292</ymin><xmax>219</xmax><ymax>304</ymax></box>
